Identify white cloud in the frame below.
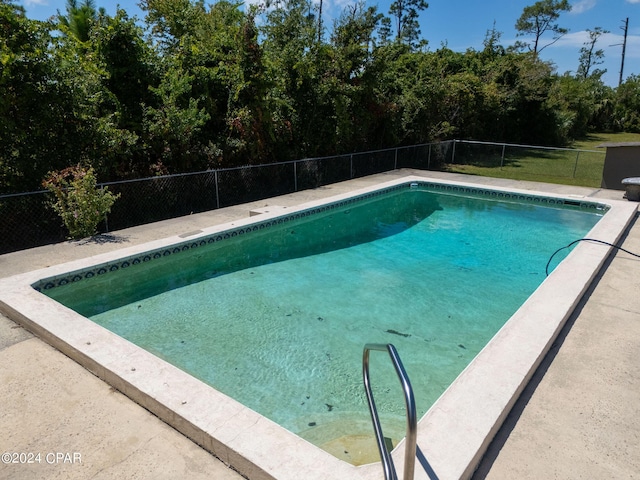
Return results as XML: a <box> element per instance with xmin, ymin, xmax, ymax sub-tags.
<box><xmin>554</xmin><ymin>30</ymin><xmax>610</xmax><ymax>47</ymax></box>
<box><xmin>570</xmin><ymin>0</ymin><xmax>597</xmax><ymax>14</ymax></box>
<box><xmin>548</xmin><ymin>30</ymin><xmax>640</xmax><ymax>60</ymax></box>
<box><xmin>330</xmin><ymin>0</ymin><xmax>356</xmax><ymax>10</ymax></box>
<box><xmin>553</xmin><ymin>30</ymin><xmax>595</xmax><ymax>47</ymax></box>
<box><xmin>21</xmin><ymin>0</ymin><xmax>49</xmax><ymax>5</ymax></box>
<box><xmin>618</xmin><ymin>34</ymin><xmax>640</xmax><ymax>58</ymax></box>
<box><xmin>626</xmin><ymin>0</ymin><xmax>640</xmax><ymax>4</ymax></box>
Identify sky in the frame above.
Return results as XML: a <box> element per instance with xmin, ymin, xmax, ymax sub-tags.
<box><xmin>18</xmin><ymin>0</ymin><xmax>640</xmax><ymax>87</ymax></box>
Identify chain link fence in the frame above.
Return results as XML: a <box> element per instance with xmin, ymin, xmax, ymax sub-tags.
<box><xmin>448</xmin><ymin>140</ymin><xmax>604</xmax><ymax>184</ymax></box>
<box><xmin>1</xmin><ymin>139</ymin><xmax>604</xmax><ymax>254</ymax></box>
<box><xmin>0</xmin><ymin>191</ymin><xmax>67</xmax><ymax>254</ymax></box>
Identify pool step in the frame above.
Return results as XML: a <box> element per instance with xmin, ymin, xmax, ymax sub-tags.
<box><xmin>298</xmin><ymin>415</ymin><xmax>402</xmax><ymax>466</ymax></box>
<box><xmin>320</xmin><ymin>433</ymin><xmax>393</xmax><ymax>466</ymax></box>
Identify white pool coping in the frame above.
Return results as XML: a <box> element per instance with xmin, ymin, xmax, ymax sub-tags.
<box><xmin>0</xmin><ymin>175</ymin><xmax>636</xmax><ymax>480</ymax></box>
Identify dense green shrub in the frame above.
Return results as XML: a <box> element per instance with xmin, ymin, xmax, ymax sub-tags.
<box><xmin>42</xmin><ymin>166</ymin><xmax>120</xmax><ymax>239</ymax></box>
<box><xmin>2</xmin><ymin>0</ymin><xmax>640</xmax><ymax>195</ymax></box>
<box><xmin>613</xmin><ymin>75</ymin><xmax>640</xmax><ymax>133</ymax></box>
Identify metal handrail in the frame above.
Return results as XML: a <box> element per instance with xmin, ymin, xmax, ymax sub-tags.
<box><xmin>363</xmin><ymin>343</ymin><xmax>417</xmax><ymax>480</ymax></box>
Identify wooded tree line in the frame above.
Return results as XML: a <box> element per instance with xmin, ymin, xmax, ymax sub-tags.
<box><xmin>1</xmin><ymin>0</ymin><xmax>639</xmax><ymax>194</ymax></box>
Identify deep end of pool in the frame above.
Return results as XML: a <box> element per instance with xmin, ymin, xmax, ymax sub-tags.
<box><xmin>0</xmin><ymin>174</ymin><xmax>636</xmax><ymax>480</ymax></box>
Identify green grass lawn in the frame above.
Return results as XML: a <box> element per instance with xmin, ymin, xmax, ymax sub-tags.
<box><xmin>444</xmin><ymin>132</ymin><xmax>640</xmax><ymax>187</ymax></box>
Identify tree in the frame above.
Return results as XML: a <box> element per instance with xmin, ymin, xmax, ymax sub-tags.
<box><xmin>94</xmin><ymin>10</ymin><xmax>157</xmax><ymax>134</ymax></box>
<box><xmin>143</xmin><ymin>0</ymin><xmax>275</xmax><ymax>169</ymax></box>
<box><xmin>0</xmin><ymin>0</ymin><xmax>106</xmax><ymax>192</ymax></box>
<box><xmin>91</xmin><ymin>9</ymin><xmax>159</xmax><ymax>178</ymax></box>
<box><xmin>57</xmin><ymin>0</ymin><xmax>99</xmax><ymax>42</ymax></box>
<box><xmin>331</xmin><ymin>1</ymin><xmax>382</xmax><ymax>67</ymax></box>
<box><xmin>515</xmin><ymin>0</ymin><xmax>571</xmax><ymax>54</ymax></box>
<box><xmin>262</xmin><ymin>0</ymin><xmax>324</xmax><ymax>157</ymax></box>
<box><xmin>144</xmin><ymin>65</ymin><xmax>212</xmax><ymax>172</ymax></box>
<box><xmin>613</xmin><ymin>75</ymin><xmax>640</xmax><ymax>132</ymax></box>
<box><xmin>141</xmin><ymin>0</ymin><xmax>206</xmax><ymax>51</ymax></box>
<box><xmin>482</xmin><ymin>23</ymin><xmax>505</xmax><ymax>58</ymax></box>
<box><xmin>380</xmin><ymin>0</ymin><xmax>428</xmax><ymax>48</ymax></box>
<box><xmin>549</xmin><ymin>74</ymin><xmax>610</xmax><ymax>140</ymax></box>
<box><xmin>328</xmin><ymin>2</ymin><xmax>384</xmax><ymax>150</ymax></box>
<box><xmin>224</xmin><ymin>10</ymin><xmax>275</xmax><ymax>164</ymax></box>
<box><xmin>577</xmin><ymin>27</ymin><xmax>608</xmax><ymax>80</ymax></box>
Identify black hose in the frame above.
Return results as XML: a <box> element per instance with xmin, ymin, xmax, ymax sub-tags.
<box><xmin>545</xmin><ymin>238</ymin><xmax>640</xmax><ymax>276</ymax></box>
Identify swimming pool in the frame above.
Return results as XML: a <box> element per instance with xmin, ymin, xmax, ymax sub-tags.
<box><xmin>38</xmin><ymin>182</ymin><xmax>604</xmax><ymax>462</ymax></box>
<box><xmin>0</xmin><ymin>175</ymin><xmax>636</xmax><ymax>480</ymax></box>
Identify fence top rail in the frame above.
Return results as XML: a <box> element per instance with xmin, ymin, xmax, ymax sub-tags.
<box><xmin>0</xmin><ymin>189</ymin><xmax>50</xmax><ymax>199</ymax></box>
<box><xmin>454</xmin><ymin>139</ymin><xmax>603</xmax><ymax>154</ymax></box>
<box><xmin>1</xmin><ymin>138</ymin><xmax>598</xmax><ymax>198</ymax></box>
<box><xmin>98</xmin><ymin>142</ymin><xmax>443</xmax><ymax>187</ymax></box>
<box><xmin>1</xmin><ymin>143</ymin><xmax>423</xmax><ymax>195</ymax></box>
<box><xmin>97</xmin><ymin>160</ymin><xmax>299</xmax><ymax>188</ymax></box>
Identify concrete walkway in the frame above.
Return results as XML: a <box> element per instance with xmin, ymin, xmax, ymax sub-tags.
<box><xmin>473</xmin><ymin>201</ymin><xmax>640</xmax><ymax>478</ymax></box>
<box><xmin>1</xmin><ymin>170</ymin><xmax>638</xmax><ymax>479</ymax></box>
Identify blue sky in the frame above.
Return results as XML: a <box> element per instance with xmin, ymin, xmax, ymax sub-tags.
<box><xmin>19</xmin><ymin>0</ymin><xmax>640</xmax><ymax>86</ymax></box>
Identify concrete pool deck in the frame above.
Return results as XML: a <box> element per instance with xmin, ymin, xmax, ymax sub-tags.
<box><xmin>1</xmin><ymin>170</ymin><xmax>638</xmax><ymax>479</ymax></box>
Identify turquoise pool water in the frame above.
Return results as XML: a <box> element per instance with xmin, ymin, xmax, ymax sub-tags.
<box><xmin>42</xmin><ymin>185</ymin><xmax>604</xmax><ymax>451</ymax></box>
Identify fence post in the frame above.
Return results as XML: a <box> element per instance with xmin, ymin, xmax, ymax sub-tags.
<box><xmin>294</xmin><ymin>161</ymin><xmax>298</xmax><ymax>192</ymax></box>
<box><xmin>573</xmin><ymin>151</ymin><xmax>581</xmax><ymax>178</ymax></box>
<box><xmin>214</xmin><ymin>170</ymin><xmax>220</xmax><ymax>209</ymax></box>
<box><xmin>451</xmin><ymin>140</ymin><xmax>457</xmax><ymax>164</ymax></box>
<box><xmin>428</xmin><ymin>144</ymin><xmax>432</xmax><ymax>170</ymax></box>
<box><xmin>500</xmin><ymin>144</ymin><xmax>506</xmax><ymax>169</ymax></box>
<box><xmin>101</xmin><ymin>185</ymin><xmax>110</xmax><ymax>233</ymax></box>
<box><xmin>394</xmin><ymin>148</ymin><xmax>398</xmax><ymax>170</ymax></box>
<box><xmin>350</xmin><ymin>154</ymin><xmax>354</xmax><ymax>179</ymax></box>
